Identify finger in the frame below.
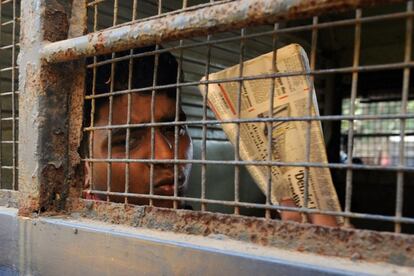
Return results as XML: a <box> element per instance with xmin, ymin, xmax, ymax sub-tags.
<box><xmin>279</xmin><ymin>198</ymin><xmax>302</xmax><ymax>222</ymax></box>
<box><xmin>308</xmin><ymin>213</ymin><xmax>338</xmax><ymax>227</ymax></box>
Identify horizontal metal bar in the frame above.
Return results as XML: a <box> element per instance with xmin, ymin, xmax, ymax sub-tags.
<box><xmin>41</xmin><ymin>0</ymin><xmax>405</xmax><ymax>63</ymax></box>
<box><xmin>84</xmin><ymin>10</ymin><xmax>414</xmax><ymax>70</ymax></box>
<box><xmin>1</xmin><ymin>0</ymin><xmax>13</xmax><ymax>5</ymax></box>
<box><xmin>1</xmin><ymin>140</ymin><xmax>18</xmax><ymax>144</ymax></box>
<box><xmin>351</xmin><ymin>132</ymin><xmax>414</xmax><ymax>137</ymax></box>
<box><xmin>84</xmin><ymin>61</ymin><xmax>414</xmax><ymax>100</ymax></box>
<box><xmin>0</xmin><ymin>66</ymin><xmax>17</xmax><ymax>72</ymax></box>
<box><xmin>1</xmin><ymin>166</ymin><xmax>17</xmax><ymax>170</ymax></box>
<box><xmin>86</xmin><ymin>0</ymin><xmax>105</xmax><ymax>6</ymax></box>
<box><xmin>84</xmin><ymin>114</ymin><xmax>414</xmax><ymax>132</ymax></box>
<box><xmin>0</xmin><ymin>91</ymin><xmax>19</xmax><ymax>96</ymax></box>
<box><xmin>3</xmin><ymin>207</ymin><xmax>413</xmax><ymax>273</ymax></box>
<box><xmin>2</xmin><ymin>19</ymin><xmax>14</xmax><ymax>26</ymax></box>
<box><xmin>1</xmin><ymin>43</ymin><xmax>20</xmax><ymax>50</ymax></box>
<box><xmin>84</xmin><ymin>190</ymin><xmax>414</xmax><ymax>224</ymax></box>
<box><xmin>82</xmin><ymin>158</ymin><xmax>414</xmax><ymax>172</ymax></box>
<box><xmin>1</xmin><ymin>117</ymin><xmax>18</xmax><ymax>121</ymax></box>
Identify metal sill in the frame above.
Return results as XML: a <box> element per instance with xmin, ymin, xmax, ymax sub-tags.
<box><xmin>0</xmin><ymin>207</ymin><xmax>412</xmax><ymax>276</ymax></box>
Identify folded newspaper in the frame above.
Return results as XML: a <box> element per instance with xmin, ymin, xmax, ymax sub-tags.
<box><xmin>199</xmin><ymin>44</ymin><xmax>342</xmax><ymax>224</ymax></box>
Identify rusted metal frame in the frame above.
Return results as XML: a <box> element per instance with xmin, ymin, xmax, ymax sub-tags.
<box><xmin>395</xmin><ymin>0</ymin><xmax>413</xmax><ymax>233</ymax></box>
<box><xmin>83</xmin><ymin>157</ymin><xmax>414</xmax><ymax>174</ymax></box>
<box><xmin>40</xmin><ymin>0</ymin><xmax>406</xmax><ymax>64</ymax></box>
<box><xmin>67</xmin><ymin>0</ymin><xmax>88</xmax><ymax>206</ymax></box>
<box><xmin>82</xmin><ymin>9</ymin><xmax>414</xmax><ymax>70</ymax></box>
<box><xmin>18</xmin><ymin>0</ymin><xmax>86</xmax><ymax>215</ymax></box>
<box><xmin>75</xmin><ymin>191</ymin><xmax>414</xmax><ymax>225</ymax></box>
<box><xmin>68</xmin><ymin>199</ymin><xmax>414</xmax><ymax>267</ymax></box>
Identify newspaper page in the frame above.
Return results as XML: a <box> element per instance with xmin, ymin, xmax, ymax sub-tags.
<box><xmin>199</xmin><ymin>44</ymin><xmax>342</xmax><ymax>224</ymax></box>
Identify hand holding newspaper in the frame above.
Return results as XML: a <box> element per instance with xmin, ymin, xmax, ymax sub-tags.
<box><xmin>199</xmin><ymin>44</ymin><xmax>342</xmax><ymax>224</ymax></box>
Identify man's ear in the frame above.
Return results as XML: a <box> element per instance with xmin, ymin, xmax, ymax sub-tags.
<box><xmin>84</xmin><ymin>161</ymin><xmax>91</xmax><ymax>189</ymax></box>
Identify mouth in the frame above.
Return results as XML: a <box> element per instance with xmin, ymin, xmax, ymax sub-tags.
<box><xmin>153</xmin><ymin>175</ymin><xmax>185</xmax><ymax>196</ymax></box>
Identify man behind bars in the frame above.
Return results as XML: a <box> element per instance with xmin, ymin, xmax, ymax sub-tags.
<box><xmin>84</xmin><ymin>46</ymin><xmax>337</xmax><ymax>226</ymax></box>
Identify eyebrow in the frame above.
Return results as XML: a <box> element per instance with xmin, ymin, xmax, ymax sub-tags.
<box><xmin>104</xmin><ymin>112</ymin><xmax>185</xmax><ymax>143</ymax></box>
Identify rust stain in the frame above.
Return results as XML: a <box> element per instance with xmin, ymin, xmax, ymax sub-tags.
<box><xmin>67</xmin><ymin>199</ymin><xmax>414</xmax><ymax>267</ymax></box>
<box><xmin>42</xmin><ymin>0</ymin><xmax>406</xmax><ymax>63</ymax></box>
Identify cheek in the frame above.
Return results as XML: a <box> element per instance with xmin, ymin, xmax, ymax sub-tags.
<box><xmin>127</xmin><ymin>156</ymin><xmax>150</xmax><ymax>193</ymax></box>
<box><xmin>179</xmin><ymin>134</ymin><xmax>193</xmax><ymax>186</ymax></box>
<box><xmin>179</xmin><ymin>133</ymin><xmax>193</xmax><ymax>160</ymax></box>
<box><xmin>92</xmin><ymin>163</ymin><xmax>107</xmax><ymax>190</ymax></box>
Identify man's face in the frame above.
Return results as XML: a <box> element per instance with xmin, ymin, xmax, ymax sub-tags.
<box><xmin>90</xmin><ymin>92</ymin><xmax>193</xmax><ymax>208</ymax></box>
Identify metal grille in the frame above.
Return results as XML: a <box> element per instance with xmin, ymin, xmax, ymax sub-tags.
<box><xmin>86</xmin><ymin>0</ymin><xmax>223</xmax><ymax>32</ymax></box>
<box><xmin>79</xmin><ymin>0</ymin><xmax>414</xmax><ymax>234</ymax></box>
<box><xmin>0</xmin><ymin>0</ymin><xmax>19</xmax><ymax>192</ymax></box>
<box><xmin>342</xmin><ymin>99</ymin><xmax>414</xmax><ymax>166</ymax></box>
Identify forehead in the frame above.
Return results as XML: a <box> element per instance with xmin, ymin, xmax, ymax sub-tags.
<box><xmin>95</xmin><ymin>92</ymin><xmax>178</xmax><ymax>125</ymax></box>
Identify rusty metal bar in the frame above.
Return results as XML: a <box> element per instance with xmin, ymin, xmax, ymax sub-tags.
<box><xmin>83</xmin><ymin>60</ymin><xmax>414</xmax><ymax>101</ymax></box>
<box><xmin>0</xmin><ymin>1</ymin><xmax>3</xmax><ymax>190</ymax></box>
<box><xmin>395</xmin><ymin>0</ymin><xmax>413</xmax><ymax>233</ymax></box>
<box><xmin>201</xmin><ymin>34</ymin><xmax>212</xmax><ymax>212</ymax></box>
<box><xmin>66</xmin><ymin>199</ymin><xmax>414</xmax><ymax>268</ymax></box>
<box><xmin>233</xmin><ymin>28</ymin><xmax>245</xmax><ymax>215</ymax></box>
<box><xmin>11</xmin><ymin>0</ymin><xmax>16</xmax><ymax>190</ymax></box>
<box><xmin>82</xmin><ymin>157</ymin><xmax>414</xmax><ymax>173</ymax></box>
<box><xmin>83</xmin><ymin>114</ymin><xmax>414</xmax><ymax>131</ymax></box>
<box><xmin>265</xmin><ymin>23</ymin><xmax>278</xmax><ymax>219</ymax></box>
<box><xmin>40</xmin><ymin>0</ymin><xmax>405</xmax><ymax>63</ymax></box>
<box><xmin>18</xmin><ymin>0</ymin><xmax>83</xmax><ymax>215</ymax></box>
<box><xmin>345</xmin><ymin>9</ymin><xmax>362</xmax><ymax>227</ymax></box>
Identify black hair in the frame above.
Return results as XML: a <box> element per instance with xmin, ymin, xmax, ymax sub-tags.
<box><xmin>84</xmin><ymin>45</ymin><xmax>181</xmax><ymax>124</ymax></box>
<box><xmin>86</xmin><ymin>45</ymin><xmax>179</xmax><ymax>96</ymax></box>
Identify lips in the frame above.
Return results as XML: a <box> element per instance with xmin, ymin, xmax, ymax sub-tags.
<box><xmin>153</xmin><ymin>175</ymin><xmax>185</xmax><ymax>196</ymax></box>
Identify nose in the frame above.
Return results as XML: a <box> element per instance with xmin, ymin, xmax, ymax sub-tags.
<box><xmin>153</xmin><ymin>128</ymin><xmax>174</xmax><ymax>162</ymax></box>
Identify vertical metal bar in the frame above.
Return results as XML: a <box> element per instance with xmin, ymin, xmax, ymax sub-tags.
<box><xmin>88</xmin><ymin>2</ymin><xmax>99</xmax><ymax>195</ymax></box>
<box><xmin>303</xmin><ymin>16</ymin><xmax>318</xmax><ymax>213</ymax></box>
<box><xmin>234</xmin><ymin>28</ymin><xmax>245</xmax><ymax>215</ymax></box>
<box><xmin>173</xmin><ymin>0</ymin><xmax>188</xmax><ymax>209</ymax></box>
<box><xmin>0</xmin><ymin>1</ymin><xmax>3</xmax><ymax>189</ymax></box>
<box><xmin>395</xmin><ymin>0</ymin><xmax>412</xmax><ymax>233</ymax></box>
<box><xmin>174</xmin><ymin>41</ymin><xmax>184</xmax><ymax>210</ymax></box>
<box><xmin>11</xmin><ymin>0</ymin><xmax>17</xmax><ymax>190</ymax></box>
<box><xmin>201</xmin><ymin>34</ymin><xmax>212</xmax><ymax>212</ymax></box>
<box><xmin>106</xmin><ymin>0</ymin><xmax>119</xmax><ymax>201</ymax></box>
<box><xmin>158</xmin><ymin>0</ymin><xmax>162</xmax><ymax>15</ymax></box>
<box><xmin>182</xmin><ymin>0</ymin><xmax>188</xmax><ymax>9</ymax></box>
<box><xmin>149</xmin><ymin>3</ymin><xmax>163</xmax><ymax>207</ymax></box>
<box><xmin>345</xmin><ymin>9</ymin><xmax>362</xmax><ymax>227</ymax></box>
<box><xmin>18</xmin><ymin>0</ymin><xmax>76</xmax><ymax>214</ymax></box>
<box><xmin>265</xmin><ymin>23</ymin><xmax>278</xmax><ymax>219</ymax></box>
<box><xmin>113</xmin><ymin>0</ymin><xmax>118</xmax><ymax>26</ymax></box>
<box><xmin>124</xmin><ymin>0</ymin><xmax>138</xmax><ymax>204</ymax></box>
<box><xmin>150</xmin><ymin>45</ymin><xmax>160</xmax><ymax>207</ymax></box>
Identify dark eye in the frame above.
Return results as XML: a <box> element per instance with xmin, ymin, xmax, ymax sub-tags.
<box><xmin>111</xmin><ymin>129</ymin><xmax>144</xmax><ymax>150</ymax></box>
<box><xmin>161</xmin><ymin>125</ymin><xmax>186</xmax><ymax>137</ymax></box>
